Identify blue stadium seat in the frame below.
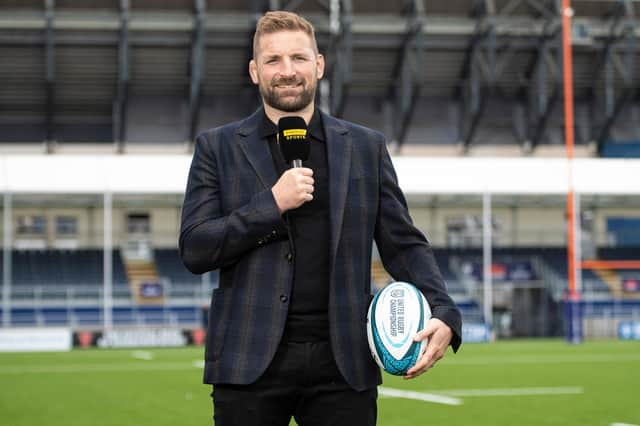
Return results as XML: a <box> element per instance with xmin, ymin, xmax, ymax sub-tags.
<box><xmin>2</xmin><ymin>249</ymin><xmax>127</xmax><ymax>286</ymax></box>
<box><xmin>154</xmin><ymin>248</ymin><xmax>217</xmax><ymax>286</ymax></box>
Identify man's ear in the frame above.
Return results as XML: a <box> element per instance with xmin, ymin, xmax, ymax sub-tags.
<box><xmin>316</xmin><ymin>53</ymin><xmax>325</xmax><ymax>80</ymax></box>
<box><xmin>249</xmin><ymin>59</ymin><xmax>259</xmax><ymax>85</ymax></box>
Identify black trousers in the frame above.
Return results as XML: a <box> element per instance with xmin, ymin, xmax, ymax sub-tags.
<box><xmin>211</xmin><ymin>340</ymin><xmax>377</xmax><ymax>426</ymax></box>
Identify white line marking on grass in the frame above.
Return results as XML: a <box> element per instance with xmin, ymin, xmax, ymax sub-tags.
<box><xmin>444</xmin><ymin>354</ymin><xmax>640</xmax><ymax>365</ymax></box>
<box><xmin>0</xmin><ymin>363</ymin><xmax>198</xmax><ymax>374</ymax></box>
<box><xmin>378</xmin><ymin>387</ymin><xmax>463</xmax><ymax>406</ymax></box>
<box><xmin>192</xmin><ymin>360</ymin><xmax>205</xmax><ymax>368</ymax></box>
<box><xmin>131</xmin><ymin>350</ymin><xmax>154</xmax><ymax>361</ymax></box>
<box><xmin>437</xmin><ymin>386</ymin><xmax>584</xmax><ymax>397</ymax></box>
<box><xmin>611</xmin><ymin>423</ymin><xmax>640</xmax><ymax>426</ymax></box>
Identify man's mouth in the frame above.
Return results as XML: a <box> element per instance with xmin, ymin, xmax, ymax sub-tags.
<box><xmin>273</xmin><ymin>76</ymin><xmax>304</xmax><ymax>88</ymax></box>
<box><xmin>275</xmin><ymin>83</ymin><xmax>302</xmax><ymax>89</ymax></box>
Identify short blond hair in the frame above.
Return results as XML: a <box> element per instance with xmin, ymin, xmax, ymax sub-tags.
<box><xmin>253</xmin><ymin>11</ymin><xmax>318</xmax><ymax>58</ymax></box>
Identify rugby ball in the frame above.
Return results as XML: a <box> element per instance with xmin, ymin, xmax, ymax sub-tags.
<box><xmin>366</xmin><ymin>281</ymin><xmax>431</xmax><ymax>375</ymax></box>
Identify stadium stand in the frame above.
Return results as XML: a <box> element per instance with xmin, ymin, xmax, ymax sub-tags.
<box><xmin>5</xmin><ymin>249</ymin><xmax>127</xmax><ymax>286</ymax></box>
<box><xmin>1</xmin><ymin>1</ymin><xmax>639</xmax><ymax>339</ymax></box>
<box><xmin>155</xmin><ymin>248</ymin><xmax>201</xmax><ymax>285</ymax></box>
<box><xmin>525</xmin><ymin>247</ymin><xmax>611</xmax><ymax>294</ymax></box>
<box><xmin>431</xmin><ymin>246</ymin><xmax>610</xmax><ymax>294</ymax></box>
<box><xmin>585</xmin><ymin>247</ymin><xmax>640</xmax><ymax>298</ymax></box>
<box><xmin>154</xmin><ymin>248</ymin><xmax>219</xmax><ymax>287</ymax></box>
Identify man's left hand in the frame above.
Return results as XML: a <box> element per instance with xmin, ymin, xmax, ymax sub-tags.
<box><xmin>403</xmin><ymin>318</ymin><xmax>453</xmax><ymax>380</ymax></box>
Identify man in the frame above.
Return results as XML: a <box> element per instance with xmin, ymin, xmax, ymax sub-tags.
<box><xmin>179</xmin><ymin>10</ymin><xmax>461</xmax><ymax>426</ymax></box>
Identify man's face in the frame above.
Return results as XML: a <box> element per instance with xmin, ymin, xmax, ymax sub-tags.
<box><xmin>249</xmin><ymin>30</ymin><xmax>325</xmax><ymax>113</ymax></box>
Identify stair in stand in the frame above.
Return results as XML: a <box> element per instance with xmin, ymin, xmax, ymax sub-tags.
<box><xmin>124</xmin><ymin>259</ymin><xmax>164</xmax><ymax>305</ymax></box>
<box><xmin>371</xmin><ymin>260</ymin><xmax>392</xmax><ymax>290</ymax></box>
<box><xmin>593</xmin><ymin>268</ymin><xmax>621</xmax><ymax>298</ymax></box>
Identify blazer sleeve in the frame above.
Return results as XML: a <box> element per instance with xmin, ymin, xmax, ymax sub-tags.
<box><xmin>179</xmin><ymin>132</ymin><xmax>288</xmax><ymax>274</ymax></box>
<box><xmin>373</xmin><ymin>140</ymin><xmax>462</xmax><ymax>352</ymax></box>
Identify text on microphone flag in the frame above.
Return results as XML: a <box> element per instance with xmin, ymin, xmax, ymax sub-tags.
<box><xmin>283</xmin><ymin>129</ymin><xmax>307</xmax><ymax>139</ymax></box>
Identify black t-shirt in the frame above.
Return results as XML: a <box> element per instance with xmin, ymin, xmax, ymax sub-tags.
<box><xmin>260</xmin><ymin>108</ymin><xmax>330</xmax><ymax>342</ymax></box>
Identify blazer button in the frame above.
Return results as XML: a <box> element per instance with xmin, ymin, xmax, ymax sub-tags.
<box><xmin>280</xmin><ymin>294</ymin><xmax>288</xmax><ymax>303</ymax></box>
<box><xmin>285</xmin><ymin>252</ymin><xmax>293</xmax><ymax>262</ymax></box>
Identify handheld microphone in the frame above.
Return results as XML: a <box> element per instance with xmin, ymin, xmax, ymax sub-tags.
<box><xmin>277</xmin><ymin>116</ymin><xmax>309</xmax><ymax>168</ymax></box>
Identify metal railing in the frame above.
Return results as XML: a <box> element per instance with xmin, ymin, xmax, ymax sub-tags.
<box><xmin>7</xmin><ymin>306</ymin><xmax>204</xmax><ymax>329</ymax></box>
<box><xmin>3</xmin><ymin>282</ymin><xmax>212</xmax><ymax>302</ymax></box>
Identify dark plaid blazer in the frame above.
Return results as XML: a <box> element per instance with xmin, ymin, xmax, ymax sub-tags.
<box><xmin>179</xmin><ymin>107</ymin><xmax>461</xmax><ymax>392</ymax></box>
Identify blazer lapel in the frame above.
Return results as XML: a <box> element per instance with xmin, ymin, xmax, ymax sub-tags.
<box><xmin>323</xmin><ymin>111</ymin><xmax>351</xmax><ymax>263</ymax></box>
<box><xmin>236</xmin><ymin>108</ymin><xmax>279</xmax><ymax>189</ymax></box>
<box><xmin>237</xmin><ymin>107</ymin><xmax>351</xmax><ymax>262</ymax></box>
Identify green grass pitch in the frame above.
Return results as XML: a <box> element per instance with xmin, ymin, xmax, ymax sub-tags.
<box><xmin>1</xmin><ymin>339</ymin><xmax>639</xmax><ymax>426</ymax></box>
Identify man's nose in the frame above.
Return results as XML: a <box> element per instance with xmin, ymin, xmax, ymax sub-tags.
<box><xmin>278</xmin><ymin>58</ymin><xmax>296</xmax><ymax>77</ymax></box>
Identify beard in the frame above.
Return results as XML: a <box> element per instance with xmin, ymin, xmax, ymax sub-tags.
<box><xmin>259</xmin><ymin>75</ymin><xmax>316</xmax><ymax>112</ymax></box>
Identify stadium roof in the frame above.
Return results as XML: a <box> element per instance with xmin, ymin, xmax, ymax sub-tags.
<box><xmin>2</xmin><ymin>0</ymin><xmax>639</xmax><ymax>151</ymax></box>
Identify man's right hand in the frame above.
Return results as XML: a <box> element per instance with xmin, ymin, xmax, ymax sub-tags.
<box><xmin>271</xmin><ymin>167</ymin><xmax>314</xmax><ymax>214</ymax></box>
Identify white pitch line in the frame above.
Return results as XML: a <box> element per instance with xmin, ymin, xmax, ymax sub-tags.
<box><xmin>192</xmin><ymin>360</ymin><xmax>205</xmax><ymax>368</ymax></box>
<box><xmin>611</xmin><ymin>423</ymin><xmax>640</xmax><ymax>426</ymax></box>
<box><xmin>378</xmin><ymin>387</ymin><xmax>463</xmax><ymax>406</ymax></box>
<box><xmin>0</xmin><ymin>362</ymin><xmax>197</xmax><ymax>374</ymax></box>
<box><xmin>437</xmin><ymin>386</ymin><xmax>584</xmax><ymax>397</ymax></box>
<box><xmin>131</xmin><ymin>350</ymin><xmax>154</xmax><ymax>361</ymax></box>
<box><xmin>443</xmin><ymin>354</ymin><xmax>640</xmax><ymax>366</ymax></box>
